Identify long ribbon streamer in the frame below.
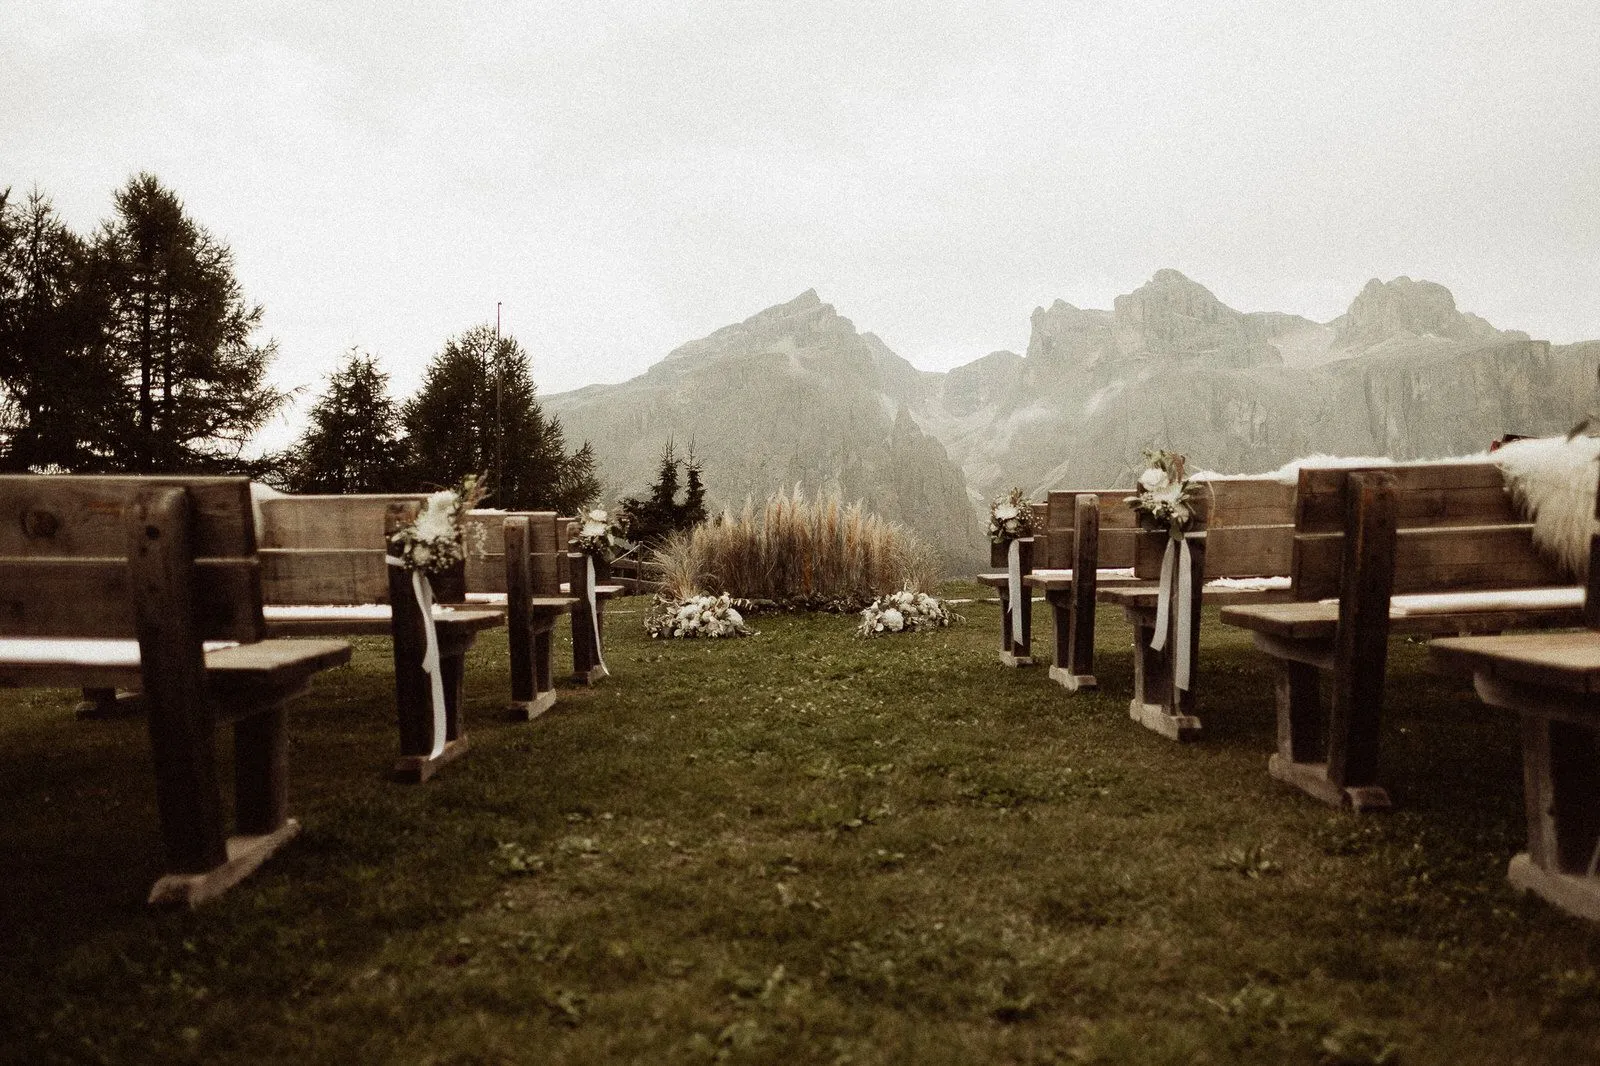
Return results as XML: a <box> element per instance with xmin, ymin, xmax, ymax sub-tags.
<box><xmin>587</xmin><ymin>554</ymin><xmax>610</xmax><ymax>680</ymax></box>
<box><xmin>1006</xmin><ymin>537</ymin><xmax>1023</xmax><ymax>656</ymax></box>
<box><xmin>388</xmin><ymin>557</ymin><xmax>448</xmax><ymax>759</ymax></box>
<box><xmin>1147</xmin><ymin>533</ymin><xmax>1196</xmax><ymax>692</ymax></box>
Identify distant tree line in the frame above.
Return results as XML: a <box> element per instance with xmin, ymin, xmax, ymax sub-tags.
<box><xmin>0</xmin><ymin>175</ymin><xmax>599</xmax><ymax>512</ymax></box>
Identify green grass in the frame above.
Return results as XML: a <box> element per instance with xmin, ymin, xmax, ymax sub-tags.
<box><xmin>4</xmin><ymin>585</ymin><xmax>1600</xmax><ymax>1064</ymax></box>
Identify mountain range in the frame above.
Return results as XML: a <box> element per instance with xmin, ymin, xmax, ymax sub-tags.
<box><xmin>544</xmin><ymin>273</ymin><xmax>1600</xmax><ymax>571</ymax></box>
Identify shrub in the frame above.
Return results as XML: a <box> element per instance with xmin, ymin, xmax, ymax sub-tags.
<box><xmin>647</xmin><ymin>485</ymin><xmax>940</xmax><ymax>608</ymax></box>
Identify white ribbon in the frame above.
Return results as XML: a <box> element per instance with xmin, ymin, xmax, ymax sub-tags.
<box><xmin>586</xmin><ymin>554</ymin><xmax>610</xmax><ymax>680</ymax></box>
<box><xmin>388</xmin><ymin>557</ymin><xmax>447</xmax><ymax>759</ymax></box>
<box><xmin>1147</xmin><ymin>532</ymin><xmax>1196</xmax><ymax>692</ymax></box>
<box><xmin>1006</xmin><ymin>537</ymin><xmax>1023</xmax><ymax>655</ymax></box>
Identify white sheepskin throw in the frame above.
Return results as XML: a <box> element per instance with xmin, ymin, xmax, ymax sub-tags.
<box><xmin>1490</xmin><ymin>435</ymin><xmax>1600</xmax><ymax>579</ymax></box>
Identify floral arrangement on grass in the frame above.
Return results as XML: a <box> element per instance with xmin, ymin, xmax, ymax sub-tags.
<box><xmin>644</xmin><ymin>593</ymin><xmax>754</xmax><ymax>639</ymax></box>
<box><xmin>1126</xmin><ymin>449</ymin><xmax>1201</xmax><ymax>537</ymax></box>
<box><xmin>856</xmin><ymin>590</ymin><xmax>960</xmax><ymax>637</ymax></box>
<box><xmin>389</xmin><ymin>474</ymin><xmax>487</xmax><ymax>573</ymax></box>
<box><xmin>987</xmin><ymin>488</ymin><xmax>1036</xmax><ymax>545</ymax></box>
<box><xmin>574</xmin><ymin>506</ymin><xmax>630</xmax><ymax>560</ymax></box>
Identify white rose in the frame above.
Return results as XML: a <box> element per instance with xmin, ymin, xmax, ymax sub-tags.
<box><xmin>882</xmin><ymin>608</ymin><xmax>905</xmax><ymax>631</ymax></box>
<box><xmin>993</xmin><ymin>503</ymin><xmax>1019</xmax><ymax>522</ymax></box>
<box><xmin>411</xmin><ymin>544</ymin><xmax>432</xmax><ymax>567</ymax></box>
<box><xmin>1139</xmin><ymin>467</ymin><xmax>1168</xmax><ymax>492</ymax></box>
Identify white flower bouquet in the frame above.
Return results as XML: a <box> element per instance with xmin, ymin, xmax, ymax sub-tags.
<box><xmin>987</xmin><ymin>487</ymin><xmax>1036</xmax><ymax>545</ymax></box>
<box><xmin>574</xmin><ymin>506</ymin><xmax>630</xmax><ymax>560</ymax></box>
<box><xmin>856</xmin><ymin>590</ymin><xmax>960</xmax><ymax>637</ymax></box>
<box><xmin>388</xmin><ymin>474</ymin><xmax>487</xmax><ymax>574</ymax></box>
<box><xmin>1126</xmin><ymin>449</ymin><xmax>1201</xmax><ymax>537</ymax></box>
<box><xmin>644</xmin><ymin>593</ymin><xmax>754</xmax><ymax>639</ymax></box>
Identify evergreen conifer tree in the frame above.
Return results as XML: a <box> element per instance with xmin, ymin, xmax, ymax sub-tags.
<box><xmin>90</xmin><ymin>173</ymin><xmax>286</xmax><ymax>471</ymax></box>
<box><xmin>0</xmin><ymin>187</ymin><xmax>122</xmax><ymax>471</ymax></box>
<box><xmin>402</xmin><ymin>324</ymin><xmax>595</xmax><ymax>511</ymax></box>
<box><xmin>284</xmin><ymin>348</ymin><xmax>403</xmax><ymax>492</ymax></box>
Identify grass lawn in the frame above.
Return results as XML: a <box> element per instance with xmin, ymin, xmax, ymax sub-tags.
<box><xmin>4</xmin><ymin>584</ymin><xmax>1600</xmax><ymax>1064</ymax></box>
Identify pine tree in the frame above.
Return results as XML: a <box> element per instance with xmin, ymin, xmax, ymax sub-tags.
<box><xmin>402</xmin><ymin>324</ymin><xmax>593</xmax><ymax>511</ymax></box>
<box><xmin>90</xmin><ymin>173</ymin><xmax>286</xmax><ymax>471</ymax></box>
<box><xmin>618</xmin><ymin>441</ymin><xmax>708</xmax><ymax>546</ymax></box>
<box><xmin>0</xmin><ymin>187</ymin><xmax>122</xmax><ymax>471</ymax></box>
<box><xmin>556</xmin><ymin>441</ymin><xmax>602</xmax><ymax>515</ymax></box>
<box><xmin>283</xmin><ymin>349</ymin><xmax>403</xmax><ymax>492</ymax></box>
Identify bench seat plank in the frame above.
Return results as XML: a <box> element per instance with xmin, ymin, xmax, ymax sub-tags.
<box><xmin>263</xmin><ymin>605</ymin><xmax>503</xmax><ymax>638</ymax></box>
<box><xmin>1432</xmin><ymin>632</ymin><xmax>1600</xmax><ymax>695</ymax></box>
<box><xmin>1100</xmin><ymin>580</ymin><xmax>1290</xmax><ymax>610</ymax></box>
<box><xmin>1019</xmin><ymin>568</ymin><xmax>1140</xmax><ymax>590</ymax></box>
<box><xmin>1223</xmin><ymin>595</ymin><xmax>1585</xmax><ymax>641</ymax></box>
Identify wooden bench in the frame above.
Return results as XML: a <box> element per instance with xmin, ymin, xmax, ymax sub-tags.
<box><xmin>1429</xmin><ymin>461</ymin><xmax>1600</xmax><ymax>921</ymax></box>
<box><xmin>561</xmin><ymin>515</ymin><xmax>625</xmax><ymax>685</ymax></box>
<box><xmin>0</xmin><ymin>475</ymin><xmax>351</xmax><ymax>905</ymax></box>
<box><xmin>1020</xmin><ymin>491</ymin><xmax>1146</xmax><ymax>689</ymax></box>
<box><xmin>464</xmin><ymin>510</ymin><xmax>578</xmax><ymax>719</ymax></box>
<box><xmin>255</xmin><ymin>494</ymin><xmax>504</xmax><ymax>783</ymax></box>
<box><xmin>1222</xmin><ymin>462</ymin><xmax>1586</xmax><ymax>810</ymax></box>
<box><xmin>1103</xmin><ymin>476</ymin><xmax>1296</xmax><ymax>740</ymax></box>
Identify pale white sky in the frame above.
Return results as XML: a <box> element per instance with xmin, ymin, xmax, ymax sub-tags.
<box><xmin>4</xmin><ymin>0</ymin><xmax>1597</xmax><ymax>447</ymax></box>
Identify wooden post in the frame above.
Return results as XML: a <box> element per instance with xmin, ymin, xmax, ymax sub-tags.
<box><xmin>569</xmin><ymin>549</ymin><xmax>605</xmax><ymax>684</ymax></box>
<box><xmin>1326</xmin><ymin>470</ymin><xmax>1397</xmax><ymax>808</ymax></box>
<box><xmin>504</xmin><ymin>517</ymin><xmax>537</xmax><ymax>712</ymax></box>
<box><xmin>233</xmin><ymin>706</ymin><xmax>289</xmax><ymax>836</ymax></box>
<box><xmin>1066</xmin><ymin>494</ymin><xmax>1099</xmax><ymax>686</ymax></box>
<box><xmin>127</xmin><ymin>487</ymin><xmax>228</xmax><ymax>875</ymax></box>
<box><xmin>1274</xmin><ymin>660</ymin><xmax>1325</xmax><ymax>766</ymax></box>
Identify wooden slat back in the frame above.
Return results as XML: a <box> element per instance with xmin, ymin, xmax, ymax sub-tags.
<box><xmin>257</xmin><ymin>494</ymin><xmax>427</xmax><ymax>606</ymax></box>
<box><xmin>0</xmin><ymin>475</ymin><xmax>264</xmax><ymax>640</ymax></box>
<box><xmin>0</xmin><ymin>475</ymin><xmax>257</xmax><ymax>558</ymax></box>
<box><xmin>1133</xmin><ymin>477</ymin><xmax>1297</xmax><ymax>579</ymax></box>
<box><xmin>1294</xmin><ymin>462</ymin><xmax>1516</xmax><ymax>534</ymax></box>
<box><xmin>1289</xmin><ymin>463</ymin><xmax>1564</xmax><ymax>601</ymax></box>
<box><xmin>1044</xmin><ymin>490</ymin><xmax>1133</xmax><ymax>569</ymax></box>
<box><xmin>465</xmin><ymin>510</ymin><xmax>508</xmax><ymax>595</ymax></box>
<box><xmin>519</xmin><ymin>512</ymin><xmax>563</xmax><ymax>595</ymax></box>
<box><xmin>256</xmin><ymin>494</ymin><xmax>425</xmax><ymax>549</ymax></box>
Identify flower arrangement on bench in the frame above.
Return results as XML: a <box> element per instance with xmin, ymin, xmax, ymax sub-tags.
<box><xmin>857</xmin><ymin>590</ymin><xmax>960</xmax><ymax>637</ymax></box>
<box><xmin>389</xmin><ymin>475</ymin><xmax>488</xmax><ymax>573</ymax></box>
<box><xmin>987</xmin><ymin>487</ymin><xmax>1036</xmax><ymax>545</ymax></box>
<box><xmin>574</xmin><ymin>506</ymin><xmax>630</xmax><ymax>561</ymax></box>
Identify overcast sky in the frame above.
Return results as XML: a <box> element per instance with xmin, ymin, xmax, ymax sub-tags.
<box><xmin>5</xmin><ymin>0</ymin><xmax>1597</xmax><ymax>446</ymax></box>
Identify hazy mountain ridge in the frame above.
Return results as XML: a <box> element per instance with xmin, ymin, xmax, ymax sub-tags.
<box><xmin>915</xmin><ymin>271</ymin><xmax>1600</xmax><ymax>505</ymax></box>
<box><xmin>547</xmin><ymin>275</ymin><xmax>1600</xmax><ymax>572</ymax></box>
<box><xmin>544</xmin><ymin>291</ymin><xmax>984</xmax><ymax>568</ymax></box>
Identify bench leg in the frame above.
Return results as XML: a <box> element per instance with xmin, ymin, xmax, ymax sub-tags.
<box><xmin>1125</xmin><ymin>605</ymin><xmax>1201</xmax><ymax>742</ymax></box>
<box><xmin>510</xmin><ymin>618</ymin><xmax>559</xmax><ymax>720</ymax></box>
<box><xmin>1046</xmin><ymin>589</ymin><xmax>1097</xmax><ymax>691</ymax></box>
<box><xmin>235</xmin><ymin>705</ymin><xmax>290</xmax><ymax>835</ymax></box>
<box><xmin>1469</xmin><ymin>675</ymin><xmax>1600</xmax><ymax>921</ymax></box>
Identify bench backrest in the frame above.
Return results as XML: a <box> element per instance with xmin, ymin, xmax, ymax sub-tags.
<box><xmin>1043</xmin><ymin>490</ymin><xmax>1136</xmax><ymax>570</ymax></box>
<box><xmin>256</xmin><ymin>493</ymin><xmax>430</xmax><ymax>605</ymax></box>
<box><xmin>1133</xmin><ymin>477</ymin><xmax>1297</xmax><ymax>580</ymax></box>
<box><xmin>462</xmin><ymin>510</ymin><xmax>564</xmax><ymax>596</ymax></box>
<box><xmin>0</xmin><ymin>475</ymin><xmax>265</xmax><ymax>641</ymax></box>
<box><xmin>1289</xmin><ymin>462</ymin><xmax>1567</xmax><ymax>601</ymax></box>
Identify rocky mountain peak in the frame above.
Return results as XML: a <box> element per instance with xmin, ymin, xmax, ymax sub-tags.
<box><xmin>1111</xmin><ymin>268</ymin><xmax>1245</xmax><ymax>359</ymax></box>
<box><xmin>662</xmin><ymin>289</ymin><xmax>851</xmax><ymax>364</ymax></box>
<box><xmin>1334</xmin><ymin>276</ymin><xmax>1498</xmax><ymax>349</ymax></box>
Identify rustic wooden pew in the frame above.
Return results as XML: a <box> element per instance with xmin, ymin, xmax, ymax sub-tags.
<box><xmin>255</xmin><ymin>494</ymin><xmax>504</xmax><ymax>783</ymax></box>
<box><xmin>976</xmin><ymin>509</ymin><xmax>1044</xmax><ymax>667</ymax></box>
<box><xmin>1020</xmin><ymin>491</ymin><xmax>1146</xmax><ymax>688</ymax></box>
<box><xmin>1103</xmin><ymin>476</ymin><xmax>1297</xmax><ymax>740</ymax></box>
<box><xmin>1429</xmin><ymin>461</ymin><xmax>1600</xmax><ymax>921</ymax></box>
<box><xmin>0</xmin><ymin>475</ymin><xmax>351</xmax><ymax>905</ymax></box>
<box><xmin>464</xmin><ymin>510</ymin><xmax>578</xmax><ymax>719</ymax></box>
<box><xmin>561</xmin><ymin>516</ymin><xmax>625</xmax><ymax>685</ymax></box>
<box><xmin>1221</xmin><ymin>462</ymin><xmax>1586</xmax><ymax>810</ymax></box>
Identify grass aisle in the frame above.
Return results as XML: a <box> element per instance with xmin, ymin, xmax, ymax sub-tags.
<box><xmin>3</xmin><ymin>585</ymin><xmax>1600</xmax><ymax>1064</ymax></box>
